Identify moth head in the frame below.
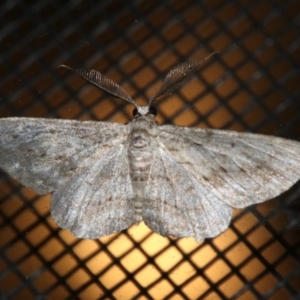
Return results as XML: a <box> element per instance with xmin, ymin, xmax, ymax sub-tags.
<box><xmin>133</xmin><ymin>106</ymin><xmax>157</xmax><ymax>118</ymax></box>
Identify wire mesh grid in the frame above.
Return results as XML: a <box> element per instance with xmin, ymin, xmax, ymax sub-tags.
<box><xmin>0</xmin><ymin>0</ymin><xmax>300</xmax><ymax>299</ymax></box>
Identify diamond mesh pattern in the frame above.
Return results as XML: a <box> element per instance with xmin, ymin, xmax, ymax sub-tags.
<box><xmin>0</xmin><ymin>0</ymin><xmax>300</xmax><ymax>299</ymax></box>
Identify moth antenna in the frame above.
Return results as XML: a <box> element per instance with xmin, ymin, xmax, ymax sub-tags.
<box><xmin>149</xmin><ymin>52</ymin><xmax>218</xmax><ymax>105</ymax></box>
<box><xmin>60</xmin><ymin>65</ymin><xmax>137</xmax><ymax>107</ymax></box>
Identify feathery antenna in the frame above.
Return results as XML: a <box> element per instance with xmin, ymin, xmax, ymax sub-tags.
<box><xmin>149</xmin><ymin>52</ymin><xmax>218</xmax><ymax>105</ymax></box>
<box><xmin>60</xmin><ymin>52</ymin><xmax>218</xmax><ymax>108</ymax></box>
<box><xmin>60</xmin><ymin>65</ymin><xmax>137</xmax><ymax>107</ymax></box>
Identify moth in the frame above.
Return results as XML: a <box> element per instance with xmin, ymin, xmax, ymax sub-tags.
<box><xmin>1</xmin><ymin>53</ymin><xmax>300</xmax><ymax>242</ymax></box>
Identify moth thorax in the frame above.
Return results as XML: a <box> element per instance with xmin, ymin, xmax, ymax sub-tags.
<box><xmin>128</xmin><ymin>132</ymin><xmax>153</xmax><ymax>171</ymax></box>
<box><xmin>132</xmin><ymin>136</ymin><xmax>148</xmax><ymax>148</ymax></box>
<box><xmin>130</xmin><ymin>130</ymin><xmax>150</xmax><ymax>149</ymax></box>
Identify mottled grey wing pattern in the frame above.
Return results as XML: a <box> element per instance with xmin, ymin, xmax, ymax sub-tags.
<box><xmin>0</xmin><ymin>118</ymin><xmax>128</xmax><ymax>194</ymax></box>
<box><xmin>143</xmin><ymin>146</ymin><xmax>232</xmax><ymax>242</ymax></box>
<box><xmin>158</xmin><ymin>125</ymin><xmax>300</xmax><ymax>209</ymax></box>
<box><xmin>51</xmin><ymin>144</ymin><xmax>134</xmax><ymax>239</ymax></box>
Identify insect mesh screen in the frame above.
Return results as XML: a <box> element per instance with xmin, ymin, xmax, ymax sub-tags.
<box><xmin>0</xmin><ymin>0</ymin><xmax>300</xmax><ymax>299</ymax></box>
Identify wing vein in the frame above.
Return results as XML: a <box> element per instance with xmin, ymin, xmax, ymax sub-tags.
<box><xmin>160</xmin><ymin>148</ymin><xmax>197</xmax><ymax>238</ymax></box>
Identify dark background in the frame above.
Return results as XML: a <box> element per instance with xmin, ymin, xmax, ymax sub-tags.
<box><xmin>0</xmin><ymin>0</ymin><xmax>300</xmax><ymax>299</ymax></box>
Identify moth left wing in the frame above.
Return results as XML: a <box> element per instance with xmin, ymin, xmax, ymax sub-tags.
<box><xmin>51</xmin><ymin>143</ymin><xmax>134</xmax><ymax>239</ymax></box>
<box><xmin>158</xmin><ymin>125</ymin><xmax>300</xmax><ymax>209</ymax></box>
<box><xmin>0</xmin><ymin>117</ymin><xmax>128</xmax><ymax>194</ymax></box>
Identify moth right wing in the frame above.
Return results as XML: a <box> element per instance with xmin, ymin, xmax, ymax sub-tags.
<box><xmin>143</xmin><ymin>124</ymin><xmax>300</xmax><ymax>242</ymax></box>
<box><xmin>0</xmin><ymin>117</ymin><xmax>129</xmax><ymax>194</ymax></box>
<box><xmin>143</xmin><ymin>146</ymin><xmax>232</xmax><ymax>242</ymax></box>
